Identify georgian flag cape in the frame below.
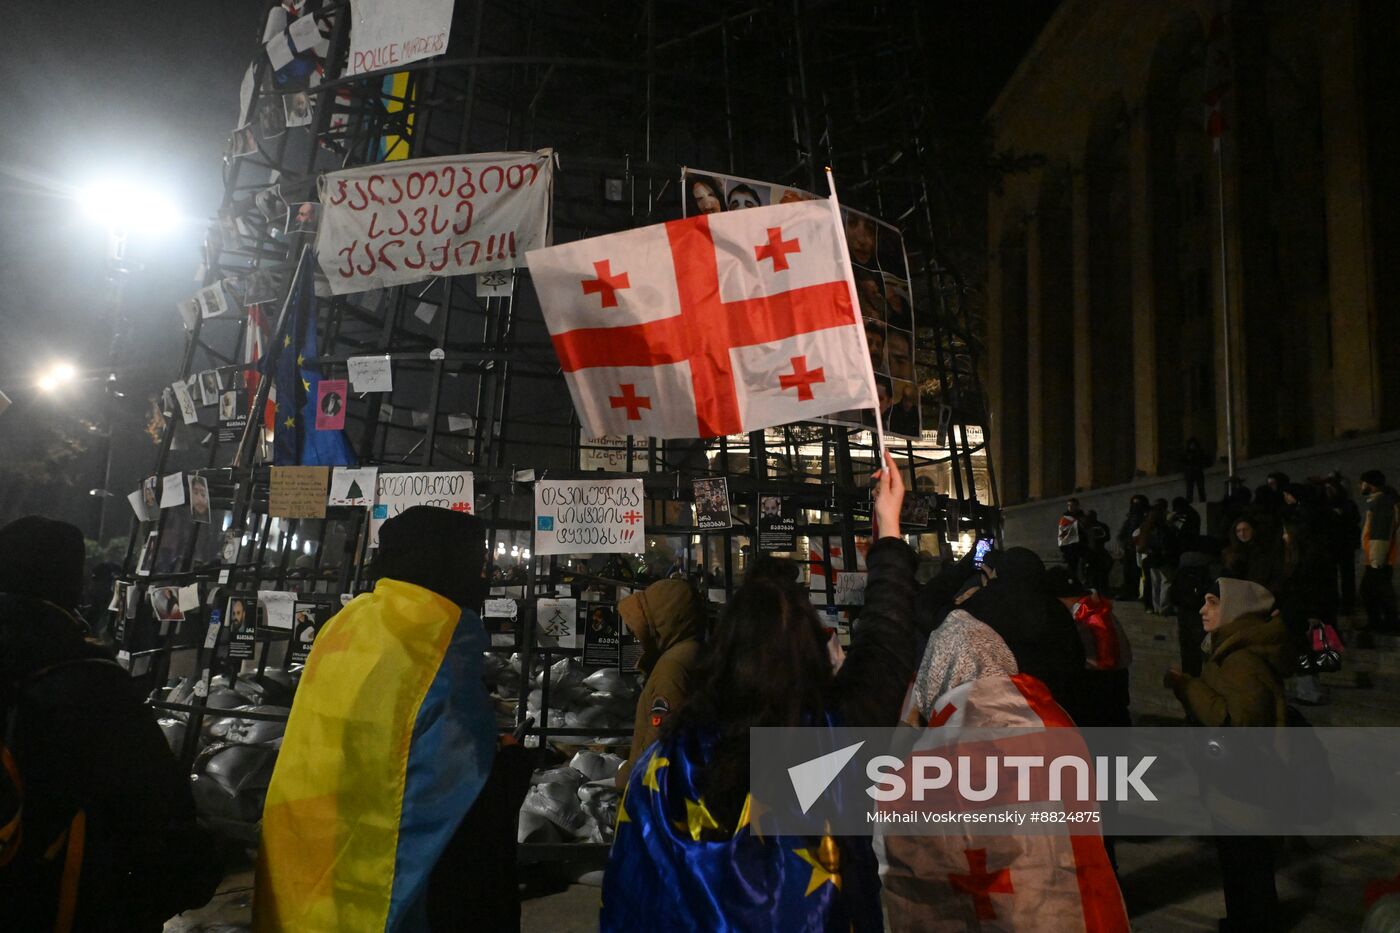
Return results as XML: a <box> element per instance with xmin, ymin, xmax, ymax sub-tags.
<box><xmin>876</xmin><ymin>674</ymin><xmax>1129</xmax><ymax>932</ymax></box>
<box><xmin>525</xmin><ymin>199</ymin><xmax>880</xmax><ymax>439</ymax></box>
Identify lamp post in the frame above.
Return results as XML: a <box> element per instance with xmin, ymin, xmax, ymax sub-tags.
<box><xmin>77</xmin><ymin>179</ymin><xmax>180</xmax><ymax>546</ymax></box>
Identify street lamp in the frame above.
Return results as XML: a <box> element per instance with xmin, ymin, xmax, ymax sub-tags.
<box><xmin>36</xmin><ymin>361</ymin><xmax>78</xmax><ymax>393</ymax></box>
<box><xmin>75</xmin><ymin>178</ymin><xmax>183</xmax><ymax>546</ymax></box>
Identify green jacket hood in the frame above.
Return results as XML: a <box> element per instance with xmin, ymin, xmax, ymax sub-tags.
<box><xmin>619</xmin><ymin>579</ymin><xmax>704</xmax><ymax>673</ymax></box>
<box><xmin>1210</xmin><ymin>611</ymin><xmax>1290</xmax><ymax>679</ymax></box>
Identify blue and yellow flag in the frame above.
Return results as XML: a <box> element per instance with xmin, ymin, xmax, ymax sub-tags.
<box><xmin>602</xmin><ymin>728</ymin><xmax>883</xmax><ymax>932</ymax></box>
<box><xmin>254</xmin><ymin>580</ymin><xmax>497</xmax><ymax>932</ymax></box>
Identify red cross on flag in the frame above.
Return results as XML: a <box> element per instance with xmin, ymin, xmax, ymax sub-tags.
<box><xmin>525</xmin><ymin>199</ymin><xmax>879</xmax><ymax>439</ymax></box>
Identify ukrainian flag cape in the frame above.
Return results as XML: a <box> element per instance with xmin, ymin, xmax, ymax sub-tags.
<box><xmin>254</xmin><ymin>579</ymin><xmax>496</xmax><ymax>932</ymax></box>
<box><xmin>602</xmin><ymin>727</ymin><xmax>883</xmax><ymax>932</ymax></box>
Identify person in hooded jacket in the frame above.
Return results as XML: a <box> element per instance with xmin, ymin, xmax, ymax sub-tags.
<box><xmin>0</xmin><ymin>516</ymin><xmax>217</xmax><ymax>933</ymax></box>
<box><xmin>614</xmin><ymin>578</ymin><xmax>706</xmax><ymax>789</ymax></box>
<box><xmin>601</xmin><ymin>452</ymin><xmax>916</xmax><ymax>932</ymax></box>
<box><xmin>958</xmin><ymin>548</ymin><xmax>1089</xmax><ymax>725</ymax></box>
<box><xmin>1164</xmin><ymin>578</ymin><xmax>1288</xmax><ymax>932</ymax></box>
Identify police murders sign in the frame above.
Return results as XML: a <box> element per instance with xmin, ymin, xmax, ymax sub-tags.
<box><xmin>534</xmin><ymin>478</ymin><xmax>645</xmax><ymax>556</ymax></box>
<box><xmin>347</xmin><ymin>0</ymin><xmax>453</xmax><ymax>76</ymax></box>
<box><xmin>315</xmin><ymin>150</ymin><xmax>553</xmax><ymax>294</ymax></box>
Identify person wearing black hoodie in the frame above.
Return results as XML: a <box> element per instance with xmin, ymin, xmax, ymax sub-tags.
<box><xmin>0</xmin><ymin>516</ymin><xmax>218</xmax><ymax>932</ymax></box>
<box><xmin>958</xmin><ymin>547</ymin><xmax>1089</xmax><ymax>725</ymax></box>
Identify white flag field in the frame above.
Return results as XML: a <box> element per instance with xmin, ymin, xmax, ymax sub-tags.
<box><xmin>525</xmin><ymin>199</ymin><xmax>881</xmax><ymax>440</ymax></box>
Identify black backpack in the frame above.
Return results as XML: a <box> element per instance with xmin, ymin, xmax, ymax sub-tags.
<box><xmin>1</xmin><ymin>657</ymin><xmax>123</xmax><ymax>932</ymax></box>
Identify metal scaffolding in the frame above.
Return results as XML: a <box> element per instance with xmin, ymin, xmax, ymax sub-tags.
<box><xmin>118</xmin><ymin>0</ymin><xmax>998</xmax><ymax>856</ymax></box>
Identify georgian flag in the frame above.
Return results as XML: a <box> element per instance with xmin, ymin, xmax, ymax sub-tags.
<box><xmin>525</xmin><ymin>199</ymin><xmax>880</xmax><ymax>439</ymax></box>
<box><xmin>877</xmin><ymin>673</ymin><xmax>1129</xmax><ymax>932</ymax></box>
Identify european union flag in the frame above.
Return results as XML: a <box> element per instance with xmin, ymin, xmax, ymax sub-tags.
<box><xmin>272</xmin><ymin>252</ymin><xmax>356</xmax><ymax>467</ymax></box>
<box><xmin>601</xmin><ymin>728</ymin><xmax>883</xmax><ymax>932</ymax></box>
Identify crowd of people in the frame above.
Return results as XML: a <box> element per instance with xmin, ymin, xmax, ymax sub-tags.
<box><xmin>3</xmin><ymin>461</ymin><xmax>1398</xmax><ymax>930</ymax></box>
<box><xmin>1058</xmin><ymin>468</ymin><xmax>1400</xmax><ymax>690</ymax></box>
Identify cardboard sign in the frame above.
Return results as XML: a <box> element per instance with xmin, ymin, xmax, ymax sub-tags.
<box><xmin>758</xmin><ymin>496</ymin><xmax>797</xmax><ymax>552</ymax></box>
<box><xmin>533</xmin><ymin>478</ymin><xmax>644</xmax><ymax>556</ymax></box>
<box><xmin>369</xmin><ymin>470</ymin><xmax>474</xmax><ymax>547</ymax></box>
<box><xmin>346</xmin><ymin>0</ymin><xmax>453</xmax><ymax>76</ymax></box>
<box><xmin>316</xmin><ymin>378</ymin><xmax>348</xmax><ymax>430</ymax></box>
<box><xmin>693</xmin><ymin>477</ymin><xmax>732</xmax><ymax>530</ymax></box>
<box><xmin>535</xmin><ymin>597</ymin><xmax>578</xmax><ymax>648</ymax></box>
<box><xmin>315</xmin><ymin>149</ymin><xmax>553</xmax><ymax>294</ymax></box>
<box><xmin>269</xmin><ymin>466</ymin><xmax>330</xmax><ymax>518</ymax></box>
<box><xmin>347</xmin><ymin>355</ymin><xmax>393</xmax><ymax>393</ymax></box>
<box><xmin>579</xmin><ymin>432</ymin><xmax>652</xmax><ymax>472</ymax></box>
<box><xmin>328</xmin><ymin>466</ymin><xmax>377</xmax><ymax>507</ymax></box>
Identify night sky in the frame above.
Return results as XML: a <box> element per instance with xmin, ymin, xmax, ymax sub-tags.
<box><xmin>0</xmin><ymin>1</ymin><xmax>1054</xmax><ymax>538</ymax></box>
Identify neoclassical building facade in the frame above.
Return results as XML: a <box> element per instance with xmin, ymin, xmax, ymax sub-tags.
<box><xmin>986</xmin><ymin>0</ymin><xmax>1397</xmax><ymax>506</ymax></box>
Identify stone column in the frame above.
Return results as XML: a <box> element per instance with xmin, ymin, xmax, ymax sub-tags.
<box><xmin>1025</xmin><ymin>210</ymin><xmax>1045</xmax><ymax>500</ymax></box>
<box><xmin>986</xmin><ymin>194</ymin><xmax>1007</xmax><ymax>503</ymax></box>
<box><xmin>1128</xmin><ymin>109</ymin><xmax>1159</xmax><ymax>476</ymax></box>
<box><xmin>1071</xmin><ymin>168</ymin><xmax>1094</xmax><ymax>491</ymax></box>
<box><xmin>1320</xmin><ymin>0</ymin><xmax>1380</xmax><ymax>435</ymax></box>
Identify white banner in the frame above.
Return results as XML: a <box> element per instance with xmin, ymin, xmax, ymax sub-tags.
<box><xmin>534</xmin><ymin>478</ymin><xmax>644</xmax><ymax>556</ymax></box>
<box><xmin>316</xmin><ymin>149</ymin><xmax>553</xmax><ymax>295</ymax></box>
<box><xmin>369</xmin><ymin>470</ymin><xmax>474</xmax><ymax>547</ymax></box>
<box><xmin>347</xmin><ymin>0</ymin><xmax>453</xmax><ymax>76</ymax></box>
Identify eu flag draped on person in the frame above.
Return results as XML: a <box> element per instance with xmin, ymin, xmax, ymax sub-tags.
<box><xmin>273</xmin><ymin>251</ymin><xmax>356</xmax><ymax>466</ymax></box>
<box><xmin>602</xmin><ymin>732</ymin><xmax>883</xmax><ymax>932</ymax></box>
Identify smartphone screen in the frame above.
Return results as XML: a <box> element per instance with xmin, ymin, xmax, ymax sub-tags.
<box><xmin>972</xmin><ymin>537</ymin><xmax>994</xmax><ymax>568</ymax></box>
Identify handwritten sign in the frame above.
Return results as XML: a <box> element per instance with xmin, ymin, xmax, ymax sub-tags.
<box><xmin>347</xmin><ymin>355</ymin><xmax>393</xmax><ymax>392</ymax></box>
<box><xmin>369</xmin><ymin>470</ymin><xmax>473</xmax><ymax>547</ymax></box>
<box><xmin>269</xmin><ymin>466</ymin><xmax>330</xmax><ymax>518</ymax></box>
<box><xmin>315</xmin><ymin>149</ymin><xmax>553</xmax><ymax>295</ymax></box>
<box><xmin>579</xmin><ymin>432</ymin><xmax>652</xmax><ymax>472</ymax></box>
<box><xmin>258</xmin><ymin>590</ymin><xmax>298</xmax><ymax>631</ymax></box>
<box><xmin>347</xmin><ymin>0</ymin><xmax>453</xmax><ymax>76</ymax></box>
<box><xmin>534</xmin><ymin>478</ymin><xmax>644</xmax><ymax>556</ymax></box>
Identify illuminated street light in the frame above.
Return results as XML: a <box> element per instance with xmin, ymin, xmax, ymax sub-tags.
<box><xmin>78</xmin><ymin>178</ymin><xmax>181</xmax><ymax>236</ymax></box>
<box><xmin>36</xmin><ymin>361</ymin><xmax>77</xmax><ymax>393</ymax></box>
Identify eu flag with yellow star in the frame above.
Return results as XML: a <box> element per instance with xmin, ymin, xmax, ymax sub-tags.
<box><xmin>273</xmin><ymin>252</ymin><xmax>356</xmax><ymax>466</ymax></box>
<box><xmin>602</xmin><ymin>729</ymin><xmax>884</xmax><ymax>932</ymax></box>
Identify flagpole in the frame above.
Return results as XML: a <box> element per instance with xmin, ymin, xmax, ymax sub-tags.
<box><xmin>823</xmin><ymin>167</ymin><xmax>888</xmax><ymax>469</ymax></box>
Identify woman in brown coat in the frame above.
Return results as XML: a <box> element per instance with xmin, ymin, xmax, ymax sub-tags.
<box><xmin>1165</xmin><ymin>577</ymin><xmax>1288</xmax><ymax>932</ymax></box>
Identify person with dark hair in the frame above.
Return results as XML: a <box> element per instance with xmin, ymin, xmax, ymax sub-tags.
<box><xmin>1083</xmin><ymin>508</ymin><xmax>1113</xmax><ymax>592</ymax></box>
<box><xmin>1360</xmin><ymin>470</ymin><xmax>1399</xmax><ymax>632</ymax></box>
<box><xmin>1118</xmin><ymin>494</ymin><xmax>1150</xmax><ymax>601</ymax></box>
<box><xmin>0</xmin><ymin>516</ymin><xmax>218</xmax><ymax>932</ymax></box>
<box><xmin>1322</xmin><ymin>478</ymin><xmax>1362</xmax><ymax>613</ymax></box>
<box><xmin>257</xmin><ymin>506</ymin><xmax>530</xmax><ymax>932</ymax></box>
<box><xmin>686</xmin><ymin>174</ymin><xmax>725</xmax><ymax>215</ymax></box>
<box><xmin>1223</xmin><ymin>513</ymin><xmax>1288</xmax><ymax>596</ymax></box>
<box><xmin>614</xmin><ymin>579</ymin><xmax>706</xmax><ymax>789</ymax></box>
<box><xmin>725</xmin><ymin>182</ymin><xmax>762</xmax><ymax>211</ymax></box>
<box><xmin>1045</xmin><ymin>567</ymin><xmax>1132</xmax><ymax>727</ymax></box>
<box><xmin>1183</xmin><ymin>437</ymin><xmax>1208</xmax><ymax>502</ymax></box>
<box><xmin>1058</xmin><ymin>497</ymin><xmax>1086</xmax><ymax>585</ymax></box>
<box><xmin>960</xmin><ymin>547</ymin><xmax>1089</xmax><ymax>724</ymax></box>
<box><xmin>602</xmin><ymin>452</ymin><xmax>915</xmax><ymax>931</ymax></box>
<box><xmin>1137</xmin><ymin>500</ymin><xmax>1179</xmax><ymax>614</ymax></box>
